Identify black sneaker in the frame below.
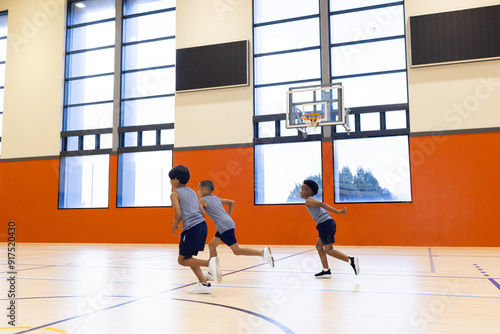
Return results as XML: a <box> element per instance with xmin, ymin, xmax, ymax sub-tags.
<box><xmin>314</xmin><ymin>269</ymin><xmax>331</xmax><ymax>278</ymax></box>
<box><xmin>349</xmin><ymin>256</ymin><xmax>360</xmax><ymax>275</ymax></box>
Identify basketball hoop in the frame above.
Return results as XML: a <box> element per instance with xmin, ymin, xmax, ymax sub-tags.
<box><xmin>301</xmin><ymin>113</ymin><xmax>322</xmax><ymax>128</ymax></box>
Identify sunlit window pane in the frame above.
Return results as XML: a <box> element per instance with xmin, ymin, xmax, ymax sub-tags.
<box><xmin>67</xmin><ymin>136</ymin><xmax>79</xmax><ymax>151</ymax></box>
<box><xmin>142</xmin><ymin>130</ymin><xmax>157</xmax><ymax>146</ymax></box>
<box><xmin>124</xmin><ymin>0</ymin><xmax>175</xmax><ymax>15</ymax></box>
<box><xmin>254</xmin><ymin>0</ymin><xmax>319</xmax><ymax>24</ymax></box>
<box><xmin>0</xmin><ymin>112</ymin><xmax>3</xmax><ymax>137</ymax></box>
<box><xmin>386</xmin><ymin>110</ymin><xmax>407</xmax><ymax>130</ymax></box>
<box><xmin>123</xmin><ymin>39</ymin><xmax>176</xmax><ymax>71</ymax></box>
<box><xmin>117</xmin><ymin>151</ymin><xmax>172</xmax><ymax>207</ymax></box>
<box><xmin>360</xmin><ymin>112</ymin><xmax>380</xmax><ymax>131</ymax></box>
<box><xmin>67</xmin><ymin>48</ymin><xmax>115</xmax><ymax>78</ymax></box>
<box><xmin>160</xmin><ymin>129</ymin><xmax>174</xmax><ymax>145</ymax></box>
<box><xmin>255</xmin><ymin>50</ymin><xmax>321</xmax><ymax>85</ymax></box>
<box><xmin>0</xmin><ymin>39</ymin><xmax>6</xmax><ymax>62</ymax></box>
<box><xmin>69</xmin><ymin>0</ymin><xmax>115</xmax><ymax>25</ymax></box>
<box><xmin>100</xmin><ymin>133</ymin><xmax>113</xmax><ymax>149</ymax></box>
<box><xmin>258</xmin><ymin>121</ymin><xmax>275</xmax><ymax>138</ymax></box>
<box><xmin>122</xmin><ymin>67</ymin><xmax>175</xmax><ymax>99</ymax></box>
<box><xmin>66</xmin><ymin>75</ymin><xmax>115</xmax><ymax>105</ymax></box>
<box><xmin>330</xmin><ymin>6</ymin><xmax>404</xmax><ymax>44</ymax></box>
<box><xmin>334</xmin><ymin>136</ymin><xmax>411</xmax><ymax>203</ymax></box>
<box><xmin>65</xmin><ymin>103</ymin><xmax>113</xmax><ymax>131</ymax></box>
<box><xmin>331</xmin><ymin>38</ymin><xmax>406</xmax><ymax>77</ymax></box>
<box><xmin>122</xmin><ymin>96</ymin><xmax>175</xmax><ymax>126</ymax></box>
<box><xmin>83</xmin><ymin>135</ymin><xmax>96</xmax><ymax>150</ymax></box>
<box><xmin>124</xmin><ymin>132</ymin><xmax>138</xmax><ymax>147</ymax></box>
<box><xmin>124</xmin><ymin>11</ymin><xmax>175</xmax><ymax>43</ymax></box>
<box><xmin>341</xmin><ymin>72</ymin><xmax>408</xmax><ymax>108</ymax></box>
<box><xmin>255</xmin><ymin>81</ymin><xmax>320</xmax><ymax>116</ymax></box>
<box><xmin>330</xmin><ymin>0</ymin><xmax>398</xmax><ymax>12</ymax></box>
<box><xmin>280</xmin><ymin>120</ymin><xmax>298</xmax><ymax>137</ymax></box>
<box><xmin>67</xmin><ymin>21</ymin><xmax>115</xmax><ymax>51</ymax></box>
<box><xmin>254</xmin><ymin>18</ymin><xmax>320</xmax><ymax>54</ymax></box>
<box><xmin>255</xmin><ymin>141</ymin><xmax>322</xmax><ymax>204</ymax></box>
<box><xmin>59</xmin><ymin>155</ymin><xmax>110</xmax><ymax>208</ymax></box>
<box><xmin>0</xmin><ymin>64</ymin><xmax>5</xmax><ymax>86</ymax></box>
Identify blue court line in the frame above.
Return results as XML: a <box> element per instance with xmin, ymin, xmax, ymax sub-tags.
<box><xmin>473</xmin><ymin>263</ymin><xmax>500</xmax><ymax>292</ymax></box>
<box><xmin>428</xmin><ymin>247</ymin><xmax>436</xmax><ymax>273</ymax></box>
<box><xmin>172</xmin><ymin>298</ymin><xmax>295</xmax><ymax>334</ymax></box>
<box><xmin>12</xmin><ymin>250</ymin><xmax>310</xmax><ymax>334</ymax></box>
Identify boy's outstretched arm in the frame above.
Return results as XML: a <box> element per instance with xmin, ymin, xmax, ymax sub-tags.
<box><xmin>220</xmin><ymin>198</ymin><xmax>236</xmax><ymax>216</ymax></box>
<box><xmin>198</xmin><ymin>198</ymin><xmax>207</xmax><ymax>217</ymax></box>
<box><xmin>171</xmin><ymin>192</ymin><xmax>182</xmax><ymax>234</ymax></box>
<box><xmin>305</xmin><ymin>198</ymin><xmax>347</xmax><ymax>215</ymax></box>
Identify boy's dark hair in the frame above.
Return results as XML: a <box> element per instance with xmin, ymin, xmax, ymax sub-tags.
<box><xmin>168</xmin><ymin>165</ymin><xmax>190</xmax><ymax>184</ymax></box>
<box><xmin>303</xmin><ymin>179</ymin><xmax>319</xmax><ymax>195</ymax></box>
<box><xmin>199</xmin><ymin>180</ymin><xmax>215</xmax><ymax>192</ymax></box>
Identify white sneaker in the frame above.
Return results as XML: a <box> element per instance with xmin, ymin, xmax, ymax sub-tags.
<box><xmin>204</xmin><ymin>270</ymin><xmax>214</xmax><ymax>281</ymax></box>
<box><xmin>262</xmin><ymin>246</ymin><xmax>275</xmax><ymax>268</ymax></box>
<box><xmin>188</xmin><ymin>282</ymin><xmax>212</xmax><ymax>294</ymax></box>
<box><xmin>208</xmin><ymin>257</ymin><xmax>222</xmax><ymax>284</ymax></box>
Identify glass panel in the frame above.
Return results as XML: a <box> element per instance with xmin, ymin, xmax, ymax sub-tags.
<box><xmin>58</xmin><ymin>155</ymin><xmax>110</xmax><ymax>208</ymax></box>
<box><xmin>67</xmin><ymin>48</ymin><xmax>115</xmax><ymax>78</ymax></box>
<box><xmin>123</xmin><ymin>11</ymin><xmax>176</xmax><ymax>43</ymax></box>
<box><xmin>0</xmin><ymin>14</ymin><xmax>7</xmax><ymax>36</ymax></box>
<box><xmin>66</xmin><ymin>75</ymin><xmax>114</xmax><ymax>105</ymax></box>
<box><xmin>386</xmin><ymin>110</ymin><xmax>407</xmax><ymax>130</ymax></box>
<box><xmin>0</xmin><ymin>64</ymin><xmax>5</xmax><ymax>86</ymax></box>
<box><xmin>83</xmin><ymin>135</ymin><xmax>96</xmax><ymax>150</ymax></box>
<box><xmin>122</xmin><ymin>96</ymin><xmax>175</xmax><ymax>126</ymax></box>
<box><xmin>0</xmin><ymin>89</ymin><xmax>4</xmax><ymax>112</ymax></box>
<box><xmin>340</xmin><ymin>72</ymin><xmax>408</xmax><ymax>108</ymax></box>
<box><xmin>330</xmin><ymin>0</ymin><xmax>398</xmax><ymax>12</ymax></box>
<box><xmin>117</xmin><ymin>151</ymin><xmax>173</xmax><ymax>207</ymax></box>
<box><xmin>124</xmin><ymin>132</ymin><xmax>138</xmax><ymax>147</ymax></box>
<box><xmin>255</xmin><ymin>141</ymin><xmax>322</xmax><ymax>204</ymax></box>
<box><xmin>360</xmin><ymin>112</ymin><xmax>380</xmax><ymax>131</ymax></box>
<box><xmin>0</xmin><ymin>112</ymin><xmax>3</xmax><ymax>137</ymax></box>
<box><xmin>122</xmin><ymin>67</ymin><xmax>175</xmax><ymax>99</ymax></box>
<box><xmin>255</xmin><ymin>81</ymin><xmax>320</xmax><ymax>116</ymax></box>
<box><xmin>254</xmin><ymin>18</ymin><xmax>320</xmax><ymax>54</ymax></box>
<box><xmin>0</xmin><ymin>39</ymin><xmax>7</xmax><ymax>62</ymax></box>
<box><xmin>280</xmin><ymin>120</ymin><xmax>298</xmax><ymax>137</ymax></box>
<box><xmin>258</xmin><ymin>121</ymin><xmax>275</xmax><ymax>138</ymax></box>
<box><xmin>65</xmin><ymin>103</ymin><xmax>114</xmax><ymax>131</ymax></box>
<box><xmin>334</xmin><ymin>136</ymin><xmax>412</xmax><ymax>203</ymax></box>
<box><xmin>255</xmin><ymin>49</ymin><xmax>321</xmax><ymax>85</ymax></box>
<box><xmin>330</xmin><ymin>5</ymin><xmax>404</xmax><ymax>44</ymax></box>
<box><xmin>66</xmin><ymin>136</ymin><xmax>79</xmax><ymax>151</ymax></box>
<box><xmin>124</xmin><ymin>0</ymin><xmax>176</xmax><ymax>15</ymax></box>
<box><xmin>67</xmin><ymin>21</ymin><xmax>115</xmax><ymax>52</ymax></box>
<box><xmin>69</xmin><ymin>0</ymin><xmax>115</xmax><ymax>25</ymax></box>
<box><xmin>100</xmin><ymin>133</ymin><xmax>113</xmax><ymax>149</ymax></box>
<box><xmin>331</xmin><ymin>38</ymin><xmax>406</xmax><ymax>77</ymax></box>
<box><xmin>160</xmin><ymin>129</ymin><xmax>174</xmax><ymax>145</ymax></box>
<box><xmin>123</xmin><ymin>39</ymin><xmax>176</xmax><ymax>71</ymax></box>
<box><xmin>254</xmin><ymin>0</ymin><xmax>319</xmax><ymax>24</ymax></box>
<box><xmin>142</xmin><ymin>130</ymin><xmax>157</xmax><ymax>146</ymax></box>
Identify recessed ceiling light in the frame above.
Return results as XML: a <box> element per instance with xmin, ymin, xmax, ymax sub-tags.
<box><xmin>75</xmin><ymin>3</ymin><xmax>86</xmax><ymax>8</ymax></box>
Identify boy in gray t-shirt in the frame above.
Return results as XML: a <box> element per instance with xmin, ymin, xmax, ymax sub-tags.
<box><xmin>198</xmin><ymin>180</ymin><xmax>274</xmax><ymax>280</ymax></box>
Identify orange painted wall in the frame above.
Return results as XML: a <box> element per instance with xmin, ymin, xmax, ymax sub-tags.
<box><xmin>1</xmin><ymin>132</ymin><xmax>499</xmax><ymax>246</ymax></box>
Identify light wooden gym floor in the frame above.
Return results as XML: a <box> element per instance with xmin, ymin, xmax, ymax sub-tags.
<box><xmin>1</xmin><ymin>244</ymin><xmax>499</xmax><ymax>333</ymax></box>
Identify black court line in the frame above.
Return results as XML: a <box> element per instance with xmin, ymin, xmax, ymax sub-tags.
<box><xmin>13</xmin><ymin>250</ymin><xmax>312</xmax><ymax>334</ymax></box>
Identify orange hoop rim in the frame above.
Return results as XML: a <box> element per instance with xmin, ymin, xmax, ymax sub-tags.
<box><xmin>301</xmin><ymin>113</ymin><xmax>322</xmax><ymax>127</ymax></box>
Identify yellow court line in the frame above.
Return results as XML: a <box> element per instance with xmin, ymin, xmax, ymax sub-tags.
<box><xmin>0</xmin><ymin>327</ymin><xmax>69</xmax><ymax>334</ymax></box>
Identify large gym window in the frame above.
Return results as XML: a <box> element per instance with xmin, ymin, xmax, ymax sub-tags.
<box><xmin>253</xmin><ymin>0</ymin><xmax>410</xmax><ymax>204</ymax></box>
<box><xmin>255</xmin><ymin>141</ymin><xmax>322</xmax><ymax>205</ymax></box>
<box><xmin>59</xmin><ymin>0</ymin><xmax>175</xmax><ymax>209</ymax></box>
<box><xmin>0</xmin><ymin>12</ymin><xmax>7</xmax><ymax>156</ymax></box>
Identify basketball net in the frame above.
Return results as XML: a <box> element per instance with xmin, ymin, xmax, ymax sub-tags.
<box><xmin>299</xmin><ymin>113</ymin><xmax>322</xmax><ymax>139</ymax></box>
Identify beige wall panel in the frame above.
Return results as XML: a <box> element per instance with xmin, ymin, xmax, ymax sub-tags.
<box><xmin>1</xmin><ymin>0</ymin><xmax>65</xmax><ymax>159</ymax></box>
<box><xmin>406</xmin><ymin>0</ymin><xmax>500</xmax><ymax>133</ymax></box>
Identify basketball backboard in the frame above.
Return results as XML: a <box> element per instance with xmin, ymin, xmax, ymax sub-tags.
<box><xmin>286</xmin><ymin>83</ymin><xmax>350</xmax><ymax>135</ymax></box>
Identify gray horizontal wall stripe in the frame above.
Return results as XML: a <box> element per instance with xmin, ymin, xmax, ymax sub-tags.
<box><xmin>410</xmin><ymin>127</ymin><xmax>500</xmax><ymax>137</ymax></box>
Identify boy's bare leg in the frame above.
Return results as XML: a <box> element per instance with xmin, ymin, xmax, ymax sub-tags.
<box><xmin>316</xmin><ymin>238</ymin><xmax>329</xmax><ymax>269</ymax></box>
<box><xmin>229</xmin><ymin>243</ymin><xmax>262</xmax><ymax>256</ymax></box>
<box><xmin>323</xmin><ymin>244</ymin><xmax>349</xmax><ymax>262</ymax></box>
<box><xmin>208</xmin><ymin>237</ymin><xmax>222</xmax><ymax>258</ymax></box>
<box><xmin>191</xmin><ymin>266</ymin><xmax>207</xmax><ymax>284</ymax></box>
<box><xmin>178</xmin><ymin>255</ymin><xmax>210</xmax><ymax>283</ymax></box>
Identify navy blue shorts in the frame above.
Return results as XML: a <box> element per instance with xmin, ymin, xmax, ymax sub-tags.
<box><xmin>179</xmin><ymin>221</ymin><xmax>208</xmax><ymax>257</ymax></box>
<box><xmin>316</xmin><ymin>219</ymin><xmax>337</xmax><ymax>245</ymax></box>
<box><xmin>215</xmin><ymin>228</ymin><xmax>238</xmax><ymax>247</ymax></box>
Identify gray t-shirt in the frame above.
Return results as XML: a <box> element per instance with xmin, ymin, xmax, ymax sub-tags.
<box><xmin>201</xmin><ymin>195</ymin><xmax>235</xmax><ymax>233</ymax></box>
<box><xmin>305</xmin><ymin>198</ymin><xmax>332</xmax><ymax>224</ymax></box>
<box><xmin>175</xmin><ymin>186</ymin><xmax>204</xmax><ymax>231</ymax></box>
